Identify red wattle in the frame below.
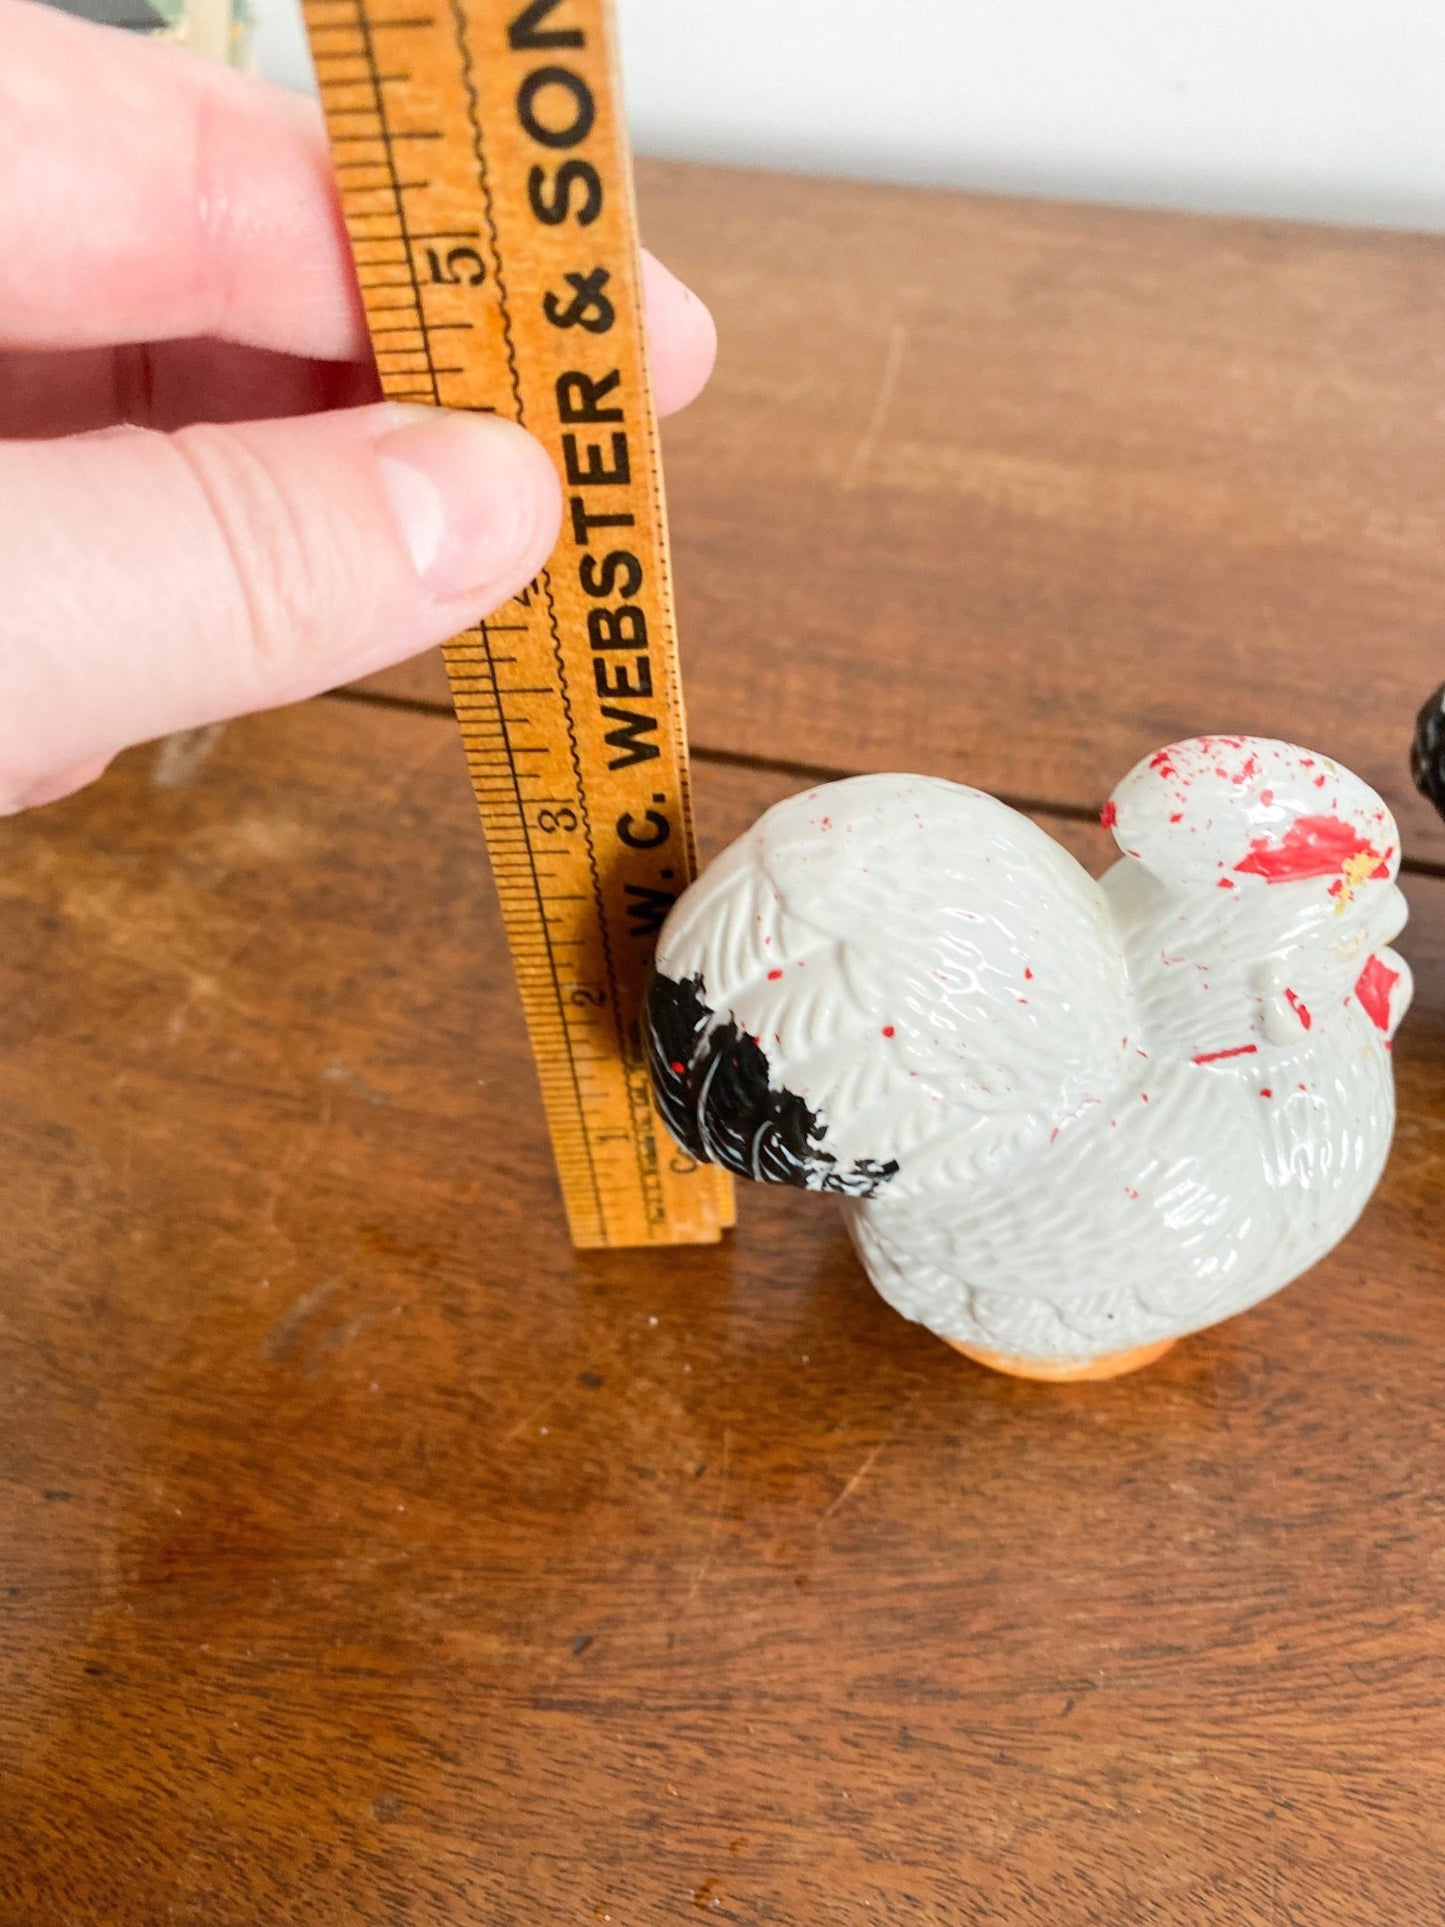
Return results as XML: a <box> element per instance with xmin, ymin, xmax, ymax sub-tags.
<box><xmin>1355</xmin><ymin>956</ymin><xmax>1399</xmax><ymax>1034</ymax></box>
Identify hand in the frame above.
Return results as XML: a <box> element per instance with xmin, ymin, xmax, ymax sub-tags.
<box><xmin>0</xmin><ymin>0</ymin><xmax>717</xmax><ymax>813</ymax></box>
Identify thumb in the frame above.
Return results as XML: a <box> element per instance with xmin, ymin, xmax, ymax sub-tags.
<box><xmin>0</xmin><ymin>403</ymin><xmax>562</xmax><ymax>811</ymax></box>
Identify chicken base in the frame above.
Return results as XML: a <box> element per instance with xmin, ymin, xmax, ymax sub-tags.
<box><xmin>944</xmin><ymin>1335</ymin><xmax>1178</xmax><ymax>1382</ymax></box>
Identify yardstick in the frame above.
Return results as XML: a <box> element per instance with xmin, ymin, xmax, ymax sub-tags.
<box><xmin>302</xmin><ymin>0</ymin><xmax>734</xmax><ymax>1247</ymax></box>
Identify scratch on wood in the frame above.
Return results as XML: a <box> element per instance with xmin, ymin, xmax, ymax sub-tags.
<box><xmin>504</xmin><ymin>1391</ymin><xmax>562</xmax><ymax>1442</ymax></box>
<box><xmin>840</xmin><ymin>321</ymin><xmax>907</xmax><ymax>491</ymax></box>
<box><xmin>685</xmin><ymin>1425</ymin><xmax>731</xmax><ymax>1606</ymax></box>
<box><xmin>322</xmin><ymin>1064</ymin><xmax>389</xmax><ymax>1107</ymax></box>
<box><xmin>823</xmin><ymin>1434</ymin><xmax>892</xmax><ymax>1519</ymax></box>
<box><xmin>263</xmin><ymin>1279</ymin><xmax>339</xmax><ymax>1362</ymax></box>
<box><xmin>263</xmin><ymin>1126</ymin><xmax>318</xmax><ymax>1234</ymax></box>
<box><xmin>151</xmin><ymin>723</ymin><xmax>227</xmax><ymax>790</ymax></box>
<box><xmin>823</xmin><ymin>1393</ymin><xmax>920</xmax><ymax>1520</ymax></box>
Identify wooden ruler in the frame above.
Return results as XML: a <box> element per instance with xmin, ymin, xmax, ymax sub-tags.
<box><xmin>303</xmin><ymin>0</ymin><xmax>733</xmax><ymax>1247</ymax></box>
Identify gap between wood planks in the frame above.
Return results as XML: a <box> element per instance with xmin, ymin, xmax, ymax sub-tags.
<box><xmin>320</xmin><ymin>684</ymin><xmax>1445</xmax><ymax>882</ymax></box>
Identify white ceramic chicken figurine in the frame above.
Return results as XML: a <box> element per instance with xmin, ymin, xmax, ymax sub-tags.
<box><xmin>646</xmin><ymin>737</ymin><xmax>1410</xmax><ymax>1379</ymax></box>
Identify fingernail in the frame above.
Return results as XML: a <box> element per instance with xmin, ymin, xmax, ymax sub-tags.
<box><xmin>374</xmin><ymin>409</ymin><xmax>561</xmax><ymax>601</ymax></box>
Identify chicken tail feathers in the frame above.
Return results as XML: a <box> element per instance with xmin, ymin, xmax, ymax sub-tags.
<box><xmin>645</xmin><ymin>970</ymin><xmax>900</xmax><ymax>1197</ymax></box>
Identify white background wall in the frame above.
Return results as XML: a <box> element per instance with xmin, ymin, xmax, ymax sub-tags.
<box><xmin>252</xmin><ymin>0</ymin><xmax>1445</xmax><ymax>232</ymax></box>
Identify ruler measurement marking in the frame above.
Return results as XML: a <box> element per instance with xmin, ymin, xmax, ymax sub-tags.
<box><xmin>472</xmin><ymin>614</ymin><xmax>607</xmax><ymax>1235</ymax></box>
<box><xmin>318</xmin><ymin>13</ymin><xmax>595</xmax><ymax>1235</ymax></box>
<box><xmin>308</xmin><ymin>0</ymin><xmax>729</xmax><ymax>1247</ymax></box>
<box><xmin>447</xmin><ymin>1</ymin><xmax>630</xmax><ymax>1239</ymax></box>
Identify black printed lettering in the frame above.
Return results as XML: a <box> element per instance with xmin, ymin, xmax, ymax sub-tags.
<box><xmin>587</xmin><ymin>606</ymin><xmax>648</xmax><ymax>652</ymax></box>
<box><xmin>624</xmin><ymin>883</ymin><xmax>676</xmax><ymax>937</ymax></box>
<box><xmin>556</xmin><ymin>368</ymin><xmax>623</xmax><ymax>423</ymax></box>
<box><xmin>517</xmin><ymin>66</ymin><xmax>595</xmax><ymax>149</ymax></box>
<box><xmin>508</xmin><ymin>0</ymin><xmax>583</xmax><ymax>49</ymax></box>
<box><xmin>527</xmin><ymin>159</ymin><xmax>603</xmax><ymax>227</ymax></box>
<box><xmin>593</xmin><ymin>656</ymin><xmax>652</xmax><ymax>700</ymax></box>
<box><xmin>543</xmin><ymin>267</ymin><xmax>614</xmax><ymax>333</ymax></box>
<box><xmin>563</xmin><ymin>432</ymin><xmax>629</xmax><ymax>488</ymax></box>
<box><xmin>602</xmin><ymin>706</ymin><xmax>660</xmax><ymax>768</ymax></box>
<box><xmin>617</xmin><ymin>808</ymin><xmax>671</xmax><ymax>851</ymax></box>
<box><xmin>570</xmin><ymin>498</ymin><xmax>634</xmax><ymax>544</ymax></box>
<box><xmin>579</xmin><ymin>550</ymin><xmax>643</xmax><ymax>599</ymax></box>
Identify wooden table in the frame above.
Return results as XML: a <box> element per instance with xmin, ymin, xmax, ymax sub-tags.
<box><xmin>3</xmin><ymin>164</ymin><xmax>1444</xmax><ymax>1923</ymax></box>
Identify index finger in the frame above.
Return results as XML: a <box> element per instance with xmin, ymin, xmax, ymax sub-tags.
<box><xmin>0</xmin><ymin>0</ymin><xmax>368</xmax><ymax>359</ymax></box>
<box><xmin>0</xmin><ymin>0</ymin><xmax>717</xmax><ymax>414</ymax></box>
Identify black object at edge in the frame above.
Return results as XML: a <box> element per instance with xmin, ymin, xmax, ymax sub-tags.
<box><xmin>1410</xmin><ymin>681</ymin><xmax>1445</xmax><ymax>822</ymax></box>
<box><xmin>39</xmin><ymin>0</ymin><xmax>168</xmax><ymax>30</ymax></box>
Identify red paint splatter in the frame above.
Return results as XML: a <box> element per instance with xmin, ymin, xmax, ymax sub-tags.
<box><xmin>1355</xmin><ymin>955</ymin><xmax>1399</xmax><ymax>1033</ymax></box>
<box><xmin>1125</xmin><ymin>1188</ymin><xmax>1140</xmax><ymax>1200</ymax></box>
<box><xmin>881</xmin><ymin>1026</ymin><xmax>896</xmax><ymax>1039</ymax></box>
<box><xmin>670</xmin><ymin>1061</ymin><xmax>686</xmax><ymax>1075</ymax></box>
<box><xmin>1150</xmin><ymin>750</ymin><xmax>1178</xmax><ymax>780</ymax></box>
<box><xmin>1100</xmin><ymin>800</ymin><xmax>1119</xmax><ymax>829</ymax></box>
<box><xmin>1234</xmin><ymin>815</ymin><xmax>1388</xmax><ymax>885</ymax></box>
<box><xmin>767</xmin><ymin>968</ymin><xmax>784</xmax><ymax>981</ymax></box>
<box><xmin>1260</xmin><ymin>1088</ymin><xmax>1273</xmax><ymax>1099</ymax></box>
<box><xmin>1192</xmin><ymin>1044</ymin><xmax>1258</xmax><ymax>1065</ymax></box>
<box><xmin>1260</xmin><ymin>789</ymin><xmax>1274</xmax><ymax>806</ymax></box>
<box><xmin>1217</xmin><ymin>877</ymin><xmax>1236</xmax><ymax>890</ymax></box>
<box><xmin>1024</xmin><ymin>967</ymin><xmax>1034</xmax><ymax>981</ymax></box>
<box><xmin>1169</xmin><ymin>812</ymin><xmax>1183</xmax><ymax>824</ymax></box>
<box><xmin>1284</xmin><ymin>988</ymin><xmax>1312</xmax><ymax>1030</ymax></box>
<box><xmin>1140</xmin><ymin>1092</ymin><xmax>1150</xmax><ymax>1103</ymax></box>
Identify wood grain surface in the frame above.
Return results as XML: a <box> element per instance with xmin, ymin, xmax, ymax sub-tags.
<box><xmin>360</xmin><ymin>162</ymin><xmax>1445</xmax><ymax>866</ymax></box>
<box><xmin>2</xmin><ymin>696</ymin><xmax>1444</xmax><ymax>1924</ymax></box>
<box><xmin>6</xmin><ymin>161</ymin><xmax>1445</xmax><ymax>1923</ymax></box>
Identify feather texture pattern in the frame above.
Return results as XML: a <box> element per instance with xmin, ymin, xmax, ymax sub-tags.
<box><xmin>647</xmin><ymin>746</ymin><xmax>1409</xmax><ymax>1368</ymax></box>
